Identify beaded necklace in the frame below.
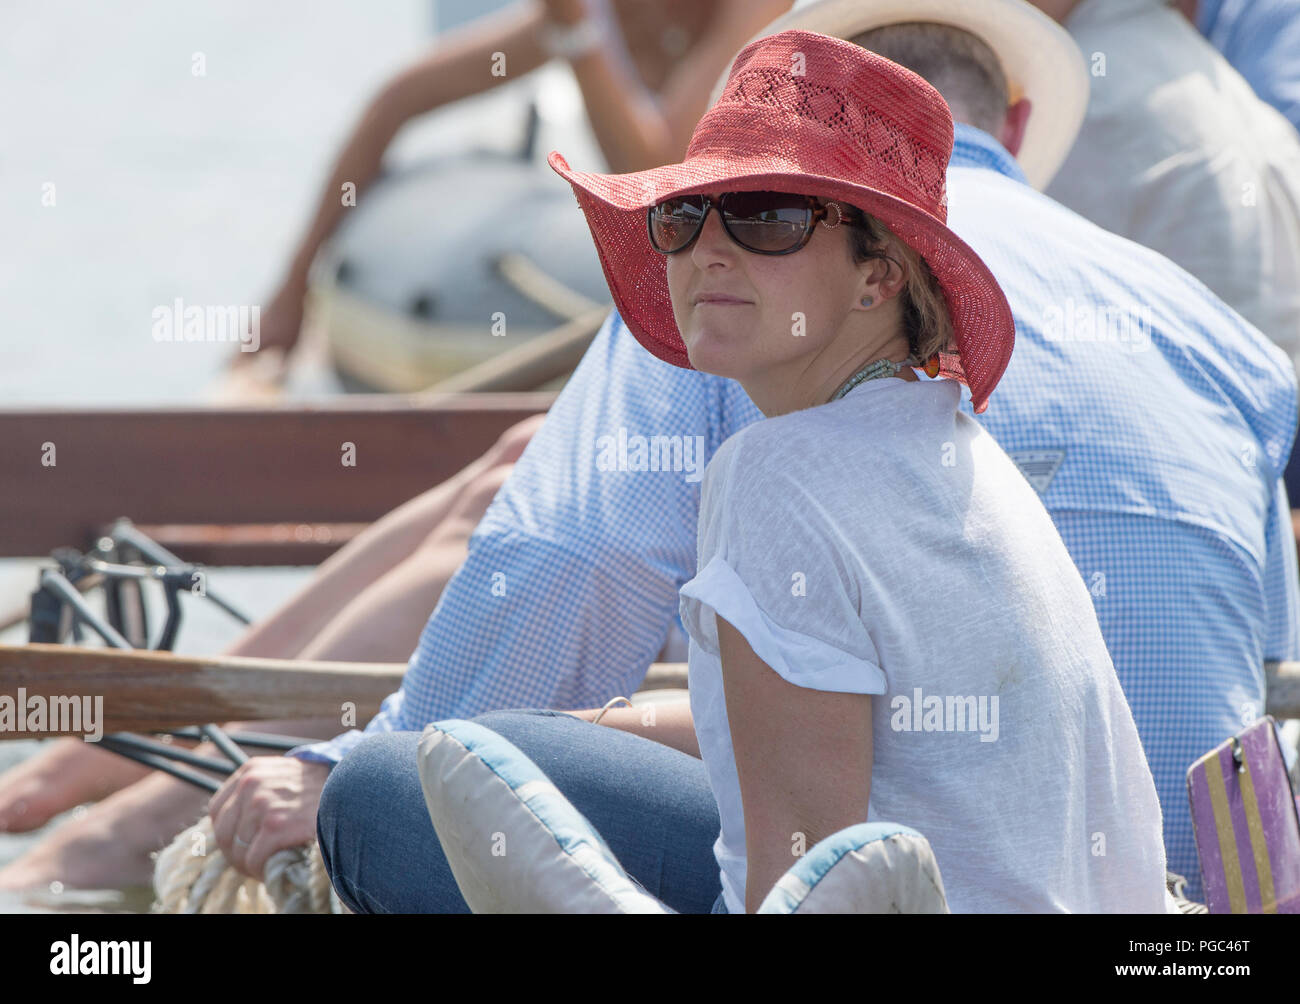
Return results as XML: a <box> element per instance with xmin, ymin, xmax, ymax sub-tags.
<box><xmin>829</xmin><ymin>356</ymin><xmax>913</xmax><ymax>403</ymax></box>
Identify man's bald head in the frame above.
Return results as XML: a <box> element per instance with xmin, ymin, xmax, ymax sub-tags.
<box><xmin>849</xmin><ymin>22</ymin><xmax>1009</xmax><ymax>136</ymax></box>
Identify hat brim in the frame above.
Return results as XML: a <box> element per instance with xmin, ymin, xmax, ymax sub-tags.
<box><xmin>548</xmin><ymin>149</ymin><xmax>1014</xmax><ymax>414</ymax></box>
<box><xmin>721</xmin><ymin>0</ymin><xmax>1089</xmax><ymax>190</ymax></box>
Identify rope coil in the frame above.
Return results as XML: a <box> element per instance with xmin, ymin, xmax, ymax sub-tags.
<box><xmin>152</xmin><ymin>816</ymin><xmax>345</xmax><ymax>914</ymax></box>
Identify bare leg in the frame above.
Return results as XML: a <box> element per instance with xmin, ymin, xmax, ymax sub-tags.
<box><xmin>297</xmin><ymin>441</ymin><xmax>521</xmax><ymax>662</ymax></box>
<box><xmin>0</xmin><ymin>415</ymin><xmax>544</xmax><ymax>890</ymax></box>
<box><xmin>226</xmin><ymin>413</ymin><xmax>544</xmax><ymax>661</ymax></box>
<box><xmin>0</xmin><ymin>741</ymin><xmax>151</xmax><ymax>834</ymax></box>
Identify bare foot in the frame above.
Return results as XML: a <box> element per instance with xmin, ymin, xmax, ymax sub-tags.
<box><xmin>0</xmin><ymin>818</ymin><xmax>162</xmax><ymax>893</ymax></box>
<box><xmin>0</xmin><ymin>739</ymin><xmax>150</xmax><ymax>833</ymax></box>
<box><xmin>0</xmin><ymin>766</ymin><xmax>211</xmax><ymax>892</ymax></box>
<box><xmin>0</xmin><ymin>718</ymin><xmax>338</xmax><ymax>891</ymax></box>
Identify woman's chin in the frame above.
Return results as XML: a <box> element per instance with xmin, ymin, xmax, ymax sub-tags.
<box><xmin>682</xmin><ymin>331</ymin><xmax>753</xmax><ymax>381</ymax></box>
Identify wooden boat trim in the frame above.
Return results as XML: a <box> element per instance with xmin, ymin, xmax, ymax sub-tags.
<box><xmin>0</xmin><ymin>393</ymin><xmax>556</xmax><ymax>564</ymax></box>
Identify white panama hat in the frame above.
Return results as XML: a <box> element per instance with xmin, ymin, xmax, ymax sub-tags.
<box><xmin>715</xmin><ymin>0</ymin><xmax>1089</xmax><ymax>190</ymax></box>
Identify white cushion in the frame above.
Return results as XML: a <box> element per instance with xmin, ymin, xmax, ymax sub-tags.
<box><xmin>417</xmin><ymin>719</ymin><xmax>670</xmax><ymax>914</ymax></box>
<box><xmin>758</xmin><ymin>822</ymin><xmax>949</xmax><ymax>914</ymax></box>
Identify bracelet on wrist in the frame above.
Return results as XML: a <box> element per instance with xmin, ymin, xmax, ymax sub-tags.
<box><xmin>590</xmin><ymin>696</ymin><xmax>633</xmax><ymax>726</ymax></box>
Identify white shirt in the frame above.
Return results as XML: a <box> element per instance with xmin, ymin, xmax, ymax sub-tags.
<box><xmin>679</xmin><ymin>376</ymin><xmax>1171</xmax><ymax>913</ymax></box>
<box><xmin>1047</xmin><ymin>0</ymin><xmax>1300</xmax><ymax>382</ymax></box>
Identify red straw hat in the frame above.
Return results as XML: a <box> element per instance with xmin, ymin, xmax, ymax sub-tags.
<box><xmin>548</xmin><ymin>29</ymin><xmax>1014</xmax><ymax>414</ymax></box>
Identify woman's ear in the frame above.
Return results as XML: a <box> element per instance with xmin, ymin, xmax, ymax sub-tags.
<box><xmin>856</xmin><ymin>253</ymin><xmax>906</xmax><ymax>307</ymax></box>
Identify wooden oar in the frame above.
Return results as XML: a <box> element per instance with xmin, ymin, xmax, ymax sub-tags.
<box><xmin>420</xmin><ymin>307</ymin><xmax>608</xmax><ymax>394</ymax></box>
<box><xmin>0</xmin><ymin>645</ymin><xmax>404</xmax><ymax>739</ymax></box>
<box><xmin>0</xmin><ymin>644</ymin><xmax>689</xmax><ymax>739</ymax></box>
<box><xmin>9</xmin><ymin>646</ymin><xmax>1291</xmax><ymax>746</ymax></box>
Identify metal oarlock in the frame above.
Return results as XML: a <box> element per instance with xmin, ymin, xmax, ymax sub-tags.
<box><xmin>30</xmin><ymin>520</ymin><xmax>249</xmax><ymax>649</ymax></box>
<box><xmin>34</xmin><ymin>568</ymin><xmax>131</xmax><ymax>649</ymax></box>
<box><xmin>107</xmin><ymin>518</ymin><xmax>250</xmax><ymax>626</ymax></box>
<box><xmin>24</xmin><ymin>520</ymin><xmax>291</xmax><ymax>791</ymax></box>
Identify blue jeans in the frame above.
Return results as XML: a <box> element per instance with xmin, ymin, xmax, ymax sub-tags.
<box><xmin>317</xmin><ymin>709</ymin><xmax>724</xmax><ymax>913</ymax></box>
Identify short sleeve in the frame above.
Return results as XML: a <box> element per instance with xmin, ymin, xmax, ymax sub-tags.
<box><xmin>679</xmin><ymin>428</ymin><xmax>887</xmax><ymax>696</ymax></box>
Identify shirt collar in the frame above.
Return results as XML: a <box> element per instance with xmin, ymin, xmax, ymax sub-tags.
<box><xmin>950</xmin><ymin>122</ymin><xmax>1028</xmax><ymax>186</ymax></box>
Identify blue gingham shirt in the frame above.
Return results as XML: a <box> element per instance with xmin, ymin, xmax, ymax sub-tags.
<box><xmin>1198</xmin><ymin>0</ymin><xmax>1300</xmax><ymax>134</ymax></box>
<box><xmin>296</xmin><ymin>124</ymin><xmax>1300</xmax><ymax>900</ymax></box>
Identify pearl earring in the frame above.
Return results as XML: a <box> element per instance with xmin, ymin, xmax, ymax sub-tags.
<box><xmin>861</xmin><ymin>296</ymin><xmax>874</xmax><ymax>307</ymax></box>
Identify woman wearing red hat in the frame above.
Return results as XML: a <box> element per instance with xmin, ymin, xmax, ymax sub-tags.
<box><xmin>419</xmin><ymin>29</ymin><xmax>1172</xmax><ymax>914</ymax></box>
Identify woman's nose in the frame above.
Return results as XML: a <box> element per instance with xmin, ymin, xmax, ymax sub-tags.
<box><xmin>690</xmin><ymin>207</ymin><xmax>736</xmax><ymax>267</ymax></box>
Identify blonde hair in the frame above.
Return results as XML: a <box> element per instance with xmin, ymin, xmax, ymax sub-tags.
<box><xmin>846</xmin><ymin>208</ymin><xmax>954</xmax><ymax>362</ymax></box>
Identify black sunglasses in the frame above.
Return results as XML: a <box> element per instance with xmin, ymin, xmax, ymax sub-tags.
<box><xmin>647</xmin><ymin>191</ymin><xmax>861</xmax><ymax>256</ymax></box>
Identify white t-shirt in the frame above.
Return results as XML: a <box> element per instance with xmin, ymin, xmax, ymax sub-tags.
<box><xmin>679</xmin><ymin>376</ymin><xmax>1171</xmax><ymax>913</ymax></box>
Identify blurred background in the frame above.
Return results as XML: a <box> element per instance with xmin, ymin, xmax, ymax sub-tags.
<box><xmin>0</xmin><ymin>0</ymin><xmax>549</xmax><ymax>899</ymax></box>
<box><xmin>0</xmin><ymin>0</ymin><xmax>597</xmax><ymax>405</ymax></box>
